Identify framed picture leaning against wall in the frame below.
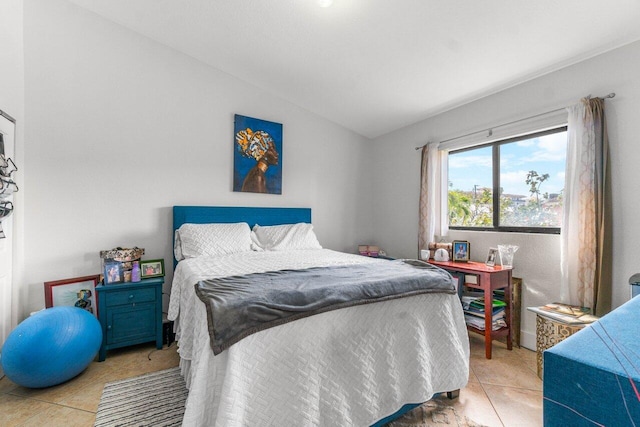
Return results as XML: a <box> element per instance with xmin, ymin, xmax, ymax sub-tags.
<box><xmin>44</xmin><ymin>275</ymin><xmax>100</xmax><ymax>317</ymax></box>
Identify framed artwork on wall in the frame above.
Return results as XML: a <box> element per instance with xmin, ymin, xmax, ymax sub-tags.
<box><xmin>233</xmin><ymin>114</ymin><xmax>282</xmax><ymax>195</ymax></box>
<box><xmin>44</xmin><ymin>275</ymin><xmax>100</xmax><ymax>318</ymax></box>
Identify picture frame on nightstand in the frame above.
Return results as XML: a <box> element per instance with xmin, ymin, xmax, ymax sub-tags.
<box><xmin>103</xmin><ymin>261</ymin><xmax>123</xmax><ymax>285</ymax></box>
<box><xmin>140</xmin><ymin>259</ymin><xmax>165</xmax><ymax>278</ymax></box>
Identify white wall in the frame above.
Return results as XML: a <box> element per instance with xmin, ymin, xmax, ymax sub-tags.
<box><xmin>16</xmin><ymin>1</ymin><xmax>640</xmax><ymax>349</ymax></box>
<box><xmin>371</xmin><ymin>41</ymin><xmax>640</xmax><ymax>349</ymax></box>
<box><xmin>20</xmin><ymin>0</ymin><xmax>372</xmax><ymax>318</ymax></box>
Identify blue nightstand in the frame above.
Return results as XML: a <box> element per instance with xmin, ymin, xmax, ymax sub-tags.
<box><xmin>95</xmin><ymin>277</ymin><xmax>163</xmax><ymax>361</ymax></box>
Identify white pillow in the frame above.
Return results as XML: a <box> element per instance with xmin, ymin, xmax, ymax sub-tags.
<box><xmin>251</xmin><ymin>223</ymin><xmax>322</xmax><ymax>251</ymax></box>
<box><xmin>174</xmin><ymin>222</ymin><xmax>252</xmax><ymax>260</ymax></box>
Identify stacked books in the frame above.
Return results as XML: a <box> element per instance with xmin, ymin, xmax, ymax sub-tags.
<box><xmin>462</xmin><ymin>295</ymin><xmax>507</xmax><ymax>331</ymax></box>
<box><xmin>528</xmin><ymin>302</ymin><xmax>599</xmax><ymax>325</ymax></box>
<box><xmin>493</xmin><ymin>289</ymin><xmax>506</xmax><ymax>303</ymax></box>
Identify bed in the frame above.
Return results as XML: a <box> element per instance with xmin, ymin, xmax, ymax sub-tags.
<box><xmin>168</xmin><ymin>206</ymin><xmax>469</xmax><ymax>426</ymax></box>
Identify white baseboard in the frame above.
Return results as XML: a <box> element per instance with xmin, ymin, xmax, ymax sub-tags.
<box><xmin>520</xmin><ymin>330</ymin><xmax>536</xmax><ymax>351</ymax></box>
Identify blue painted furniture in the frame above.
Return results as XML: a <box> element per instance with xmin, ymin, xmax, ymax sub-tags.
<box><xmin>172</xmin><ymin>206</ymin><xmax>311</xmax><ymax>267</ymax></box>
<box><xmin>96</xmin><ymin>277</ymin><xmax>164</xmax><ymax>361</ymax></box>
<box><xmin>543</xmin><ymin>296</ymin><xmax>640</xmax><ymax>426</ymax></box>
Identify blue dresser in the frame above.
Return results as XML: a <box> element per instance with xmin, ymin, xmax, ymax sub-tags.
<box><xmin>543</xmin><ymin>296</ymin><xmax>640</xmax><ymax>425</ymax></box>
<box><xmin>96</xmin><ymin>277</ymin><xmax>164</xmax><ymax>361</ymax></box>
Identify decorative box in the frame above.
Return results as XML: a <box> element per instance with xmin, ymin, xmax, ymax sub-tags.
<box><xmin>428</xmin><ymin>242</ymin><xmax>452</xmax><ymax>260</ymax></box>
<box><xmin>99</xmin><ymin>247</ymin><xmax>145</xmax><ymax>278</ymax></box>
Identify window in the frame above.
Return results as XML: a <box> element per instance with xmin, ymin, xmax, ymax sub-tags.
<box><xmin>447</xmin><ymin>127</ymin><xmax>567</xmax><ymax>233</ymax></box>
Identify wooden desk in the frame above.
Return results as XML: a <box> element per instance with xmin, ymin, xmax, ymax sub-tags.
<box><xmin>429</xmin><ymin>260</ymin><xmax>513</xmax><ymax>359</ymax></box>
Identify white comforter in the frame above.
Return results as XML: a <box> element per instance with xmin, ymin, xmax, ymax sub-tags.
<box><xmin>168</xmin><ymin>249</ymin><xmax>469</xmax><ymax>427</ymax></box>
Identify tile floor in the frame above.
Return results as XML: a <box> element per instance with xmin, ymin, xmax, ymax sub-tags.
<box><xmin>0</xmin><ymin>343</ymin><xmax>181</xmax><ymax>427</ymax></box>
<box><xmin>0</xmin><ymin>334</ymin><xmax>542</xmax><ymax>426</ymax></box>
<box><xmin>436</xmin><ymin>334</ymin><xmax>543</xmax><ymax>426</ymax></box>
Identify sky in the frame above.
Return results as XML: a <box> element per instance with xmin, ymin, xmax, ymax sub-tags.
<box><xmin>448</xmin><ymin>131</ymin><xmax>567</xmax><ymax>199</ymax></box>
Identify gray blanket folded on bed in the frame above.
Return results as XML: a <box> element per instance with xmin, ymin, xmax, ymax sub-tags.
<box><xmin>195</xmin><ymin>259</ymin><xmax>454</xmax><ymax>355</ymax></box>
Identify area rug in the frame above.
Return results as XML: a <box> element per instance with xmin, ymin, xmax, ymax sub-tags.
<box><xmin>95</xmin><ymin>367</ymin><xmax>484</xmax><ymax>426</ymax></box>
<box><xmin>94</xmin><ymin>367</ymin><xmax>187</xmax><ymax>427</ymax></box>
<box><xmin>388</xmin><ymin>400</ymin><xmax>487</xmax><ymax>427</ymax></box>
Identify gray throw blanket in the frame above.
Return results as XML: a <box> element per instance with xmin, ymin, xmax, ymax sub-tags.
<box><xmin>195</xmin><ymin>259</ymin><xmax>454</xmax><ymax>355</ymax></box>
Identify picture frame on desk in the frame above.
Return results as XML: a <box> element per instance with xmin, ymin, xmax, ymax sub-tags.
<box><xmin>44</xmin><ymin>275</ymin><xmax>100</xmax><ymax>318</ymax></box>
<box><xmin>485</xmin><ymin>247</ymin><xmax>498</xmax><ymax>267</ymax></box>
<box><xmin>452</xmin><ymin>240</ymin><xmax>470</xmax><ymax>262</ymax></box>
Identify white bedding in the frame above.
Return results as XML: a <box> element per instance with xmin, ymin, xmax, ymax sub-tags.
<box><xmin>168</xmin><ymin>249</ymin><xmax>470</xmax><ymax>426</ymax></box>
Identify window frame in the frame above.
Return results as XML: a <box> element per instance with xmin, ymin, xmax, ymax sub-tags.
<box><xmin>447</xmin><ymin>126</ymin><xmax>567</xmax><ymax>235</ymax></box>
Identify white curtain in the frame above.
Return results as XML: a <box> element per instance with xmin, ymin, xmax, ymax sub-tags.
<box><xmin>418</xmin><ymin>143</ymin><xmax>448</xmax><ymax>255</ymax></box>
<box><xmin>561</xmin><ymin>97</ymin><xmax>611</xmax><ymax>315</ymax></box>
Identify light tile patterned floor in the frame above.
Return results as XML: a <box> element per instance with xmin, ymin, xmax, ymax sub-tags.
<box><xmin>0</xmin><ymin>343</ymin><xmax>180</xmax><ymax>427</ymax></box>
<box><xmin>0</xmin><ymin>334</ymin><xmax>541</xmax><ymax>426</ymax></box>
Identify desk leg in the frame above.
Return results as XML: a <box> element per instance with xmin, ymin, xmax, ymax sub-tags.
<box><xmin>505</xmin><ymin>270</ymin><xmax>513</xmax><ymax>351</ymax></box>
<box><xmin>483</xmin><ymin>282</ymin><xmax>493</xmax><ymax>359</ymax></box>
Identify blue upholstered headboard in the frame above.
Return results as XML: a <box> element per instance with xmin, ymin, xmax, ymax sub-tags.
<box><xmin>172</xmin><ymin>206</ymin><xmax>312</xmax><ymax>267</ymax></box>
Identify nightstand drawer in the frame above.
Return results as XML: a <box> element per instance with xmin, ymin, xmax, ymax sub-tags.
<box><xmin>105</xmin><ymin>287</ymin><xmax>156</xmax><ymax>306</ymax></box>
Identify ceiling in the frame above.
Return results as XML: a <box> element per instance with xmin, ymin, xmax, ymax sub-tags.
<box><xmin>67</xmin><ymin>0</ymin><xmax>640</xmax><ymax>139</ymax></box>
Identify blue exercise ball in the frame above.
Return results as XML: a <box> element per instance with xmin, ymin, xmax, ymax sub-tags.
<box><xmin>0</xmin><ymin>306</ymin><xmax>102</xmax><ymax>388</ymax></box>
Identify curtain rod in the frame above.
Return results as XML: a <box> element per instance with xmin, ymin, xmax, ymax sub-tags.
<box><xmin>414</xmin><ymin>92</ymin><xmax>616</xmax><ymax>150</ymax></box>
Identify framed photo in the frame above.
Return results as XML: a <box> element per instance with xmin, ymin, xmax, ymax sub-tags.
<box><xmin>485</xmin><ymin>247</ymin><xmax>498</xmax><ymax>267</ymax></box>
<box><xmin>104</xmin><ymin>261</ymin><xmax>123</xmax><ymax>285</ymax></box>
<box><xmin>44</xmin><ymin>275</ymin><xmax>100</xmax><ymax>318</ymax></box>
<box><xmin>452</xmin><ymin>240</ymin><xmax>470</xmax><ymax>262</ymax></box>
<box><xmin>140</xmin><ymin>259</ymin><xmax>165</xmax><ymax>278</ymax></box>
